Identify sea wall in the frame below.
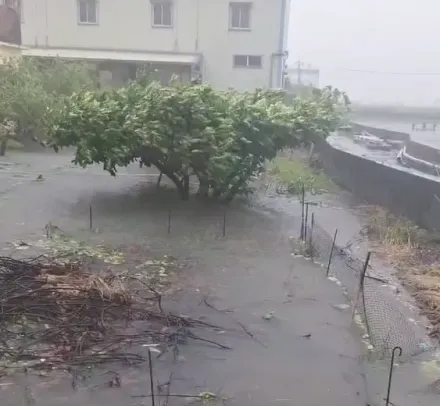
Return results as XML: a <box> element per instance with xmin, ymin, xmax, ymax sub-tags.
<box><xmin>352</xmin><ymin>121</ymin><xmax>440</xmax><ymax>169</ymax></box>
<box><xmin>314</xmin><ymin>136</ymin><xmax>440</xmax><ymax>231</ymax></box>
<box><xmin>405</xmin><ymin>140</ymin><xmax>440</xmax><ymax>166</ymax></box>
<box><xmin>351</xmin><ymin>123</ymin><xmax>410</xmax><ymax>142</ymax></box>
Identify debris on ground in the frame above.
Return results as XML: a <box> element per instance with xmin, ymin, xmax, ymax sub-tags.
<box><xmin>11</xmin><ymin>241</ymin><xmax>30</xmax><ymax>250</ymax></box>
<box><xmin>35</xmin><ymin>235</ymin><xmax>125</xmax><ymax>265</ymax></box>
<box><xmin>262</xmin><ymin>311</ymin><xmax>275</xmax><ymax>321</ymax></box>
<box><xmin>333</xmin><ymin>303</ymin><xmax>350</xmax><ymax>311</ymax></box>
<box><xmin>0</xmin><ymin>256</ymin><xmax>228</xmax><ymax>372</ymax></box>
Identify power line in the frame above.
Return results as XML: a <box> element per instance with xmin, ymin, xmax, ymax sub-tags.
<box><xmin>323</xmin><ymin>67</ymin><xmax>440</xmax><ymax>76</ymax></box>
<box><xmin>291</xmin><ymin>59</ymin><xmax>440</xmax><ymax>76</ymax></box>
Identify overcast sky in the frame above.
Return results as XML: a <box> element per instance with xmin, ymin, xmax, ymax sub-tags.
<box><xmin>288</xmin><ymin>0</ymin><xmax>440</xmax><ymax>106</ymax></box>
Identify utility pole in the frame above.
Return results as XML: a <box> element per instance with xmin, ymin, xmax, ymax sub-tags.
<box><xmin>296</xmin><ymin>60</ymin><xmax>302</xmax><ymax>85</ymax></box>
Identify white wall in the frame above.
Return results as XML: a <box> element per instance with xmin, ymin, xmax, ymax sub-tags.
<box><xmin>21</xmin><ymin>0</ymin><xmax>288</xmax><ymax>90</ymax></box>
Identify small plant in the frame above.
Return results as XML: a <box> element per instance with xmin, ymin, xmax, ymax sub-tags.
<box><xmin>267</xmin><ymin>156</ymin><xmax>331</xmax><ymax>195</ymax></box>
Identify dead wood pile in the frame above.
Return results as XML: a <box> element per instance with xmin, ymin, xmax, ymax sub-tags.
<box><xmin>0</xmin><ymin>256</ymin><xmax>226</xmax><ymax>370</ymax></box>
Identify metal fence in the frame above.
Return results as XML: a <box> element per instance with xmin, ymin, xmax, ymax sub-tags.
<box><xmin>299</xmin><ymin>197</ymin><xmax>423</xmax><ymax>358</ymax></box>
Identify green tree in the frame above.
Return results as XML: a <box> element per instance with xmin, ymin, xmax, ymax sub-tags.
<box><xmin>49</xmin><ymin>81</ymin><xmax>346</xmax><ymax>200</ymax></box>
<box><xmin>0</xmin><ymin>57</ymin><xmax>96</xmax><ymax>155</ymax></box>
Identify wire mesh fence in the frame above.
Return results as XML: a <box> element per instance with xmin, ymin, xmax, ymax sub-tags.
<box><xmin>303</xmin><ymin>217</ymin><xmax>365</xmax><ymax>300</ymax></box>
<box><xmin>362</xmin><ymin>276</ymin><xmax>420</xmax><ymax>355</ymax></box>
<box><xmin>299</xmin><ymin>197</ymin><xmax>424</xmax><ymax>358</ymax></box>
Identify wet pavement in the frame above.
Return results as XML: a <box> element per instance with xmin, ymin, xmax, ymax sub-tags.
<box><xmin>0</xmin><ymin>151</ymin><xmax>438</xmax><ymax>405</ymax></box>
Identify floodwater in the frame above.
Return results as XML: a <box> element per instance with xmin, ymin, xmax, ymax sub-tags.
<box><xmin>0</xmin><ymin>150</ymin><xmax>437</xmax><ymax>406</ymax></box>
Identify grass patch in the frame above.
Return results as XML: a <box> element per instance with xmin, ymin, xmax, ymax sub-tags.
<box><xmin>267</xmin><ymin>156</ymin><xmax>332</xmax><ymax>195</ymax></box>
<box><xmin>362</xmin><ymin>205</ymin><xmax>420</xmax><ymax>248</ymax></box>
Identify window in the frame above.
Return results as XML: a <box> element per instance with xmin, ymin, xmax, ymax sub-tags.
<box><xmin>152</xmin><ymin>1</ymin><xmax>172</xmax><ymax>27</ymax></box>
<box><xmin>233</xmin><ymin>55</ymin><xmax>262</xmax><ymax>68</ymax></box>
<box><xmin>78</xmin><ymin>0</ymin><xmax>98</xmax><ymax>25</ymax></box>
<box><xmin>229</xmin><ymin>2</ymin><xmax>251</xmax><ymax>30</ymax></box>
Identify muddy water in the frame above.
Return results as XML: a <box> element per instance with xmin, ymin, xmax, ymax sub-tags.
<box><xmin>0</xmin><ymin>151</ymin><xmax>436</xmax><ymax>406</ymax></box>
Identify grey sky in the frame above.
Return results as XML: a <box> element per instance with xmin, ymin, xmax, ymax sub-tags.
<box><xmin>288</xmin><ymin>0</ymin><xmax>440</xmax><ymax>105</ymax></box>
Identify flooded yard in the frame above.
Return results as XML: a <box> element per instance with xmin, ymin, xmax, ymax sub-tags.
<box><xmin>0</xmin><ymin>150</ymin><xmax>437</xmax><ymax>406</ymax></box>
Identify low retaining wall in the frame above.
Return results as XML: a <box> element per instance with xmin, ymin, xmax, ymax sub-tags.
<box><xmin>352</xmin><ymin>122</ymin><xmax>440</xmax><ymax>173</ymax></box>
<box><xmin>351</xmin><ymin>123</ymin><xmax>410</xmax><ymax>142</ymax></box>
<box><xmin>406</xmin><ymin>140</ymin><xmax>440</xmax><ymax>166</ymax></box>
<box><xmin>400</xmin><ymin>147</ymin><xmax>440</xmax><ymax>177</ymax></box>
<box><xmin>315</xmin><ymin>137</ymin><xmax>440</xmax><ymax>231</ymax></box>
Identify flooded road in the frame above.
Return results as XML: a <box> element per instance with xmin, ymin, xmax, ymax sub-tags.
<box><xmin>0</xmin><ymin>150</ymin><xmax>437</xmax><ymax>406</ymax></box>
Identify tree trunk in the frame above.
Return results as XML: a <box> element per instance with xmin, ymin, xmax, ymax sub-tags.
<box><xmin>182</xmin><ymin>175</ymin><xmax>190</xmax><ymax>200</ymax></box>
<box><xmin>154</xmin><ymin>162</ymin><xmax>189</xmax><ymax>200</ymax></box>
<box><xmin>197</xmin><ymin>177</ymin><xmax>210</xmax><ymax>197</ymax></box>
<box><xmin>225</xmin><ymin>176</ymin><xmax>247</xmax><ymax>202</ymax></box>
<box><xmin>213</xmin><ymin>165</ymin><xmax>243</xmax><ymax>198</ymax></box>
<box><xmin>156</xmin><ymin>172</ymin><xmax>163</xmax><ymax>188</ymax></box>
<box><xmin>164</xmin><ymin>170</ymin><xmax>187</xmax><ymax>199</ymax></box>
<box><xmin>0</xmin><ymin>139</ymin><xmax>8</xmax><ymax>156</ymax></box>
<box><xmin>224</xmin><ymin>161</ymin><xmax>260</xmax><ymax>202</ymax></box>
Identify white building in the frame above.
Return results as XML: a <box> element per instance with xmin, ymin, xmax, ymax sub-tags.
<box><xmin>18</xmin><ymin>0</ymin><xmax>290</xmax><ymax>90</ymax></box>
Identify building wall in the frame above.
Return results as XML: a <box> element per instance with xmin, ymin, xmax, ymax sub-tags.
<box><xmin>314</xmin><ymin>136</ymin><xmax>440</xmax><ymax>231</ymax></box>
<box><xmin>20</xmin><ymin>0</ymin><xmax>288</xmax><ymax>90</ymax></box>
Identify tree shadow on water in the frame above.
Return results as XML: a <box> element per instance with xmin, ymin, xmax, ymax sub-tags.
<box><xmin>82</xmin><ymin>182</ymin><xmax>280</xmax><ymax>243</ymax></box>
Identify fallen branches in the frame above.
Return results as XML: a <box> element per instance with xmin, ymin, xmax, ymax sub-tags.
<box><xmin>0</xmin><ymin>256</ymin><xmax>228</xmax><ymax>370</ymax></box>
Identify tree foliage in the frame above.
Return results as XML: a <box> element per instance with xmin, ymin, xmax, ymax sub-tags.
<box><xmin>0</xmin><ymin>57</ymin><xmax>97</xmax><ymax>155</ymax></box>
<box><xmin>50</xmin><ymin>81</ymin><xmax>347</xmax><ymax>201</ymax></box>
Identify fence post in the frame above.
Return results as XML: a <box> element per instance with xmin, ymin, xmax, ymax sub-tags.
<box><xmin>385</xmin><ymin>346</ymin><xmax>402</xmax><ymax>406</ymax></box>
<box><xmin>300</xmin><ymin>184</ymin><xmax>305</xmax><ymax>240</ymax></box>
<box><xmin>304</xmin><ymin>202</ymin><xmax>310</xmax><ymax>243</ymax></box>
<box><xmin>148</xmin><ymin>349</ymin><xmax>156</xmax><ymax>406</ymax></box>
<box><xmin>223</xmin><ymin>208</ymin><xmax>227</xmax><ymax>237</ymax></box>
<box><xmin>309</xmin><ymin>213</ymin><xmax>315</xmax><ymax>260</ymax></box>
<box><xmin>326</xmin><ymin>229</ymin><xmax>338</xmax><ymax>277</ymax></box>
<box><xmin>351</xmin><ymin>251</ymin><xmax>371</xmax><ymax>320</ymax></box>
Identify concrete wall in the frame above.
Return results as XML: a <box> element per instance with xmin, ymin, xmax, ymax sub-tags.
<box><xmin>351</xmin><ymin>123</ymin><xmax>410</xmax><ymax>142</ymax></box>
<box><xmin>314</xmin><ymin>137</ymin><xmax>440</xmax><ymax>231</ymax></box>
<box><xmin>353</xmin><ymin>121</ymin><xmax>440</xmax><ymax>165</ymax></box>
<box><xmin>406</xmin><ymin>140</ymin><xmax>440</xmax><ymax>165</ymax></box>
<box><xmin>21</xmin><ymin>0</ymin><xmax>288</xmax><ymax>91</ymax></box>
